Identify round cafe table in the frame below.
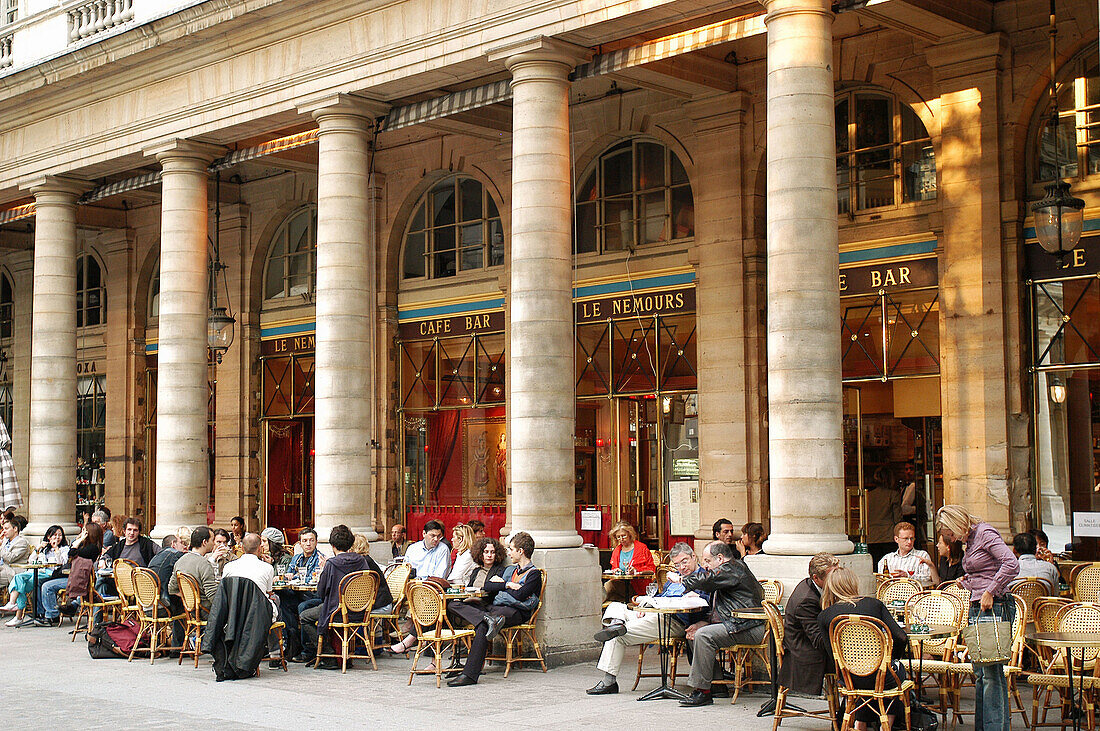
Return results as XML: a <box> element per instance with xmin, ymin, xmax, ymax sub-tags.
<box><xmin>11</xmin><ymin>562</ymin><xmax>60</xmax><ymax>622</ymax></box>
<box><xmin>628</xmin><ymin>601</ymin><xmax>700</xmax><ymax>702</ymax></box>
<box><xmin>1027</xmin><ymin>631</ymin><xmax>1100</xmax><ymax>731</ymax></box>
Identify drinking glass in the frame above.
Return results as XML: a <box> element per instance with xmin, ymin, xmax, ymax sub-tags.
<box><xmin>645</xmin><ymin>582</ymin><xmax>658</xmax><ymax>598</ymax></box>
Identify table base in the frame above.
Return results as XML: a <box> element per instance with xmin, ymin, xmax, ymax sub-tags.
<box><xmin>637</xmin><ymin>685</ymin><xmax>689</xmax><ymax>702</ymax></box>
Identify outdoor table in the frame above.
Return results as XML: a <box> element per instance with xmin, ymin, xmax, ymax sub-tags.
<box><xmin>1027</xmin><ymin>631</ymin><xmax>1100</xmax><ymax>731</ymax></box>
<box><xmin>273</xmin><ymin>582</ymin><xmax>318</xmax><ymax>592</ymax></box>
<box><xmin>628</xmin><ymin>600</ymin><xmax>704</xmax><ymax>702</ymax></box>
<box><xmin>905</xmin><ymin>623</ymin><xmax>957</xmax><ymax>700</ymax></box>
<box><xmin>602</xmin><ymin>571</ymin><xmax>655</xmax><ymax>580</ymax></box>
<box><xmin>442</xmin><ymin>588</ymin><xmax>487</xmax><ymax>601</ymax></box>
<box><xmin>11</xmin><ymin>562</ymin><xmax>60</xmax><ymax>621</ymax></box>
<box><xmin>729</xmin><ymin>606</ymin><xmax>784</xmax><ymax>717</ymax></box>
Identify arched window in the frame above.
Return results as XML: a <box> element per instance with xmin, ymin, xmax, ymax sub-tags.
<box><xmin>77</xmin><ymin>254</ymin><xmax>105</xmax><ymax>328</ymax></box>
<box><xmin>148</xmin><ymin>259</ymin><xmax>160</xmax><ymax>320</ymax></box>
<box><xmin>402</xmin><ymin>176</ymin><xmax>504</xmax><ymax>280</ymax></box>
<box><xmin>1034</xmin><ymin>51</ymin><xmax>1100</xmax><ymax>182</ymax></box>
<box><xmin>574</xmin><ymin>138</ymin><xmax>694</xmax><ymax>254</ymax></box>
<box><xmin>835</xmin><ymin>90</ymin><xmax>936</xmax><ymax>214</ymax></box>
<box><xmin>264</xmin><ymin>207</ymin><xmax>317</xmax><ymax>300</ymax></box>
<box><xmin>0</xmin><ymin>272</ymin><xmax>12</xmax><ymax>339</ymax></box>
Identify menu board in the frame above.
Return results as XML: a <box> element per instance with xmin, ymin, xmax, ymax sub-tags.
<box><xmin>668</xmin><ymin>480</ymin><xmax>700</xmax><ymax>536</ymax></box>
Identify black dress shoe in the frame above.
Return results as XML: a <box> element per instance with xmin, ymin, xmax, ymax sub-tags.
<box><xmin>315</xmin><ymin>658</ymin><xmax>340</xmax><ymax>670</ymax></box>
<box><xmin>289</xmin><ymin>653</ymin><xmax>313</xmax><ymax>664</ymax></box>
<box><xmin>593</xmin><ymin>622</ymin><xmax>627</xmax><ymax>643</ymax></box>
<box><xmin>447</xmin><ymin>674</ymin><xmax>478</xmax><ymax>687</ymax></box>
<box><xmin>710</xmin><ymin>684</ymin><xmax>729</xmax><ymax>699</ymax></box>
<box><xmin>586</xmin><ymin>679</ymin><xmax>619</xmax><ymax>695</ymax></box>
<box><xmin>268</xmin><ymin>658</ymin><xmax>284</xmax><ymax>669</ymax></box>
<box><xmin>679</xmin><ymin>689</ymin><xmax>713</xmax><ymax>707</ymax></box>
<box><xmin>484</xmin><ymin>615</ymin><xmax>505</xmax><ymax>641</ymax></box>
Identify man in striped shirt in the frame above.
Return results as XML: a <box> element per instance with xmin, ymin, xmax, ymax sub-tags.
<box><xmin>876</xmin><ymin>521</ymin><xmax>933</xmax><ymax>587</ymax></box>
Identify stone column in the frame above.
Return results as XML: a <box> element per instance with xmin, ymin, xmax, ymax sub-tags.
<box><xmin>299</xmin><ymin>94</ymin><xmax>384</xmax><ymax>542</ymax></box>
<box><xmin>25</xmin><ymin>177</ymin><xmax>89</xmax><ymax>534</ymax></box>
<box><xmin>929</xmin><ymin>35</ymin><xmax>1014</xmax><ymax>535</ymax></box>
<box><xmin>488</xmin><ymin>36</ymin><xmax>601</xmax><ymax>662</ymax></box>
<box><xmin>687</xmin><ymin>93</ymin><xmax>770</xmax><ymax>546</ymax></box>
<box><xmin>148</xmin><ymin>140</ymin><xmax>222</xmax><ymax>537</ymax></box>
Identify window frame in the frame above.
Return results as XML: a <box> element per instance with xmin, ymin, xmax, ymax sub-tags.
<box><xmin>262</xmin><ymin>206</ymin><xmax>318</xmax><ymax>302</ymax></box>
<box><xmin>573</xmin><ymin>137</ymin><xmax>695</xmax><ymax>256</ymax></box>
<box><xmin>0</xmin><ymin>270</ymin><xmax>12</xmax><ymax>340</ymax></box>
<box><xmin>76</xmin><ymin>253</ymin><xmax>106</xmax><ymax>329</ymax></box>
<box><xmin>401</xmin><ymin>175</ymin><xmax>504</xmax><ymax>281</ymax></box>
<box><xmin>835</xmin><ymin>89</ymin><xmax>937</xmax><ymax>216</ymax></box>
<box><xmin>1030</xmin><ymin>46</ymin><xmax>1100</xmax><ymax>187</ymax></box>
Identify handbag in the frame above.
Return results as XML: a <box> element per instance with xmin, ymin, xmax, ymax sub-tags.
<box><xmin>960</xmin><ymin>608</ymin><xmax>1013</xmax><ymax>666</ymax></box>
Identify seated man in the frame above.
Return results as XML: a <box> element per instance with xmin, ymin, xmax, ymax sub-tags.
<box><xmin>404</xmin><ymin>520</ymin><xmax>450</xmax><ymax>579</ymax></box>
<box><xmin>447</xmin><ymin>532</ymin><xmax>542</xmax><ymax>687</ymax></box>
<box><xmin>778</xmin><ymin>552</ymin><xmax>839</xmax><ymax>699</ymax></box>
<box><xmin>679</xmin><ymin>540</ymin><xmax>765</xmax><ymax>707</ymax></box>
<box><xmin>276</xmin><ymin>527</ymin><xmax>327</xmax><ymax>660</ymax></box>
<box><xmin>876</xmin><ymin>521</ymin><xmax>933</xmax><ymax>588</ymax></box>
<box><xmin>297</xmin><ymin>524</ymin><xmax>391</xmax><ymax>669</ymax></box>
<box><xmin>168</xmin><ymin>526</ymin><xmax>219</xmax><ymax>611</ymax></box>
<box><xmin>1013</xmin><ymin>532</ymin><xmax>1059</xmax><ymax>594</ymax></box>
<box><xmin>223</xmin><ymin>532</ymin><xmax>286</xmax><ymax>668</ymax></box>
<box><xmin>389</xmin><ymin>524</ymin><xmax>410</xmax><ymax>559</ymax></box>
<box><xmin>0</xmin><ymin>514</ymin><xmax>31</xmax><ymax>590</ymax></box>
<box><xmin>103</xmin><ymin>516</ymin><xmax>160</xmax><ymax>567</ymax></box>
<box><xmin>586</xmin><ymin>542</ymin><xmax>710</xmax><ymax>695</ymax></box>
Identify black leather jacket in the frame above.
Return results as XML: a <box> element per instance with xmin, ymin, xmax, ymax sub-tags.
<box><xmin>682</xmin><ymin>558</ymin><xmax>764</xmax><ymax>633</ymax></box>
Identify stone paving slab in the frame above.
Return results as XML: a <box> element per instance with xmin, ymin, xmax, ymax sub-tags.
<box><xmin>4</xmin><ymin>622</ymin><xmax>1019</xmax><ymax>729</ymax></box>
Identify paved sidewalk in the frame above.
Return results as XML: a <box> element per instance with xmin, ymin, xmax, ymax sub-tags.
<box><xmin>4</xmin><ymin>622</ymin><xmax>837</xmax><ymax>730</ymax></box>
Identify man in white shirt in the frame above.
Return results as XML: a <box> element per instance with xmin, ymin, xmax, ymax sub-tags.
<box><xmin>403</xmin><ymin>520</ymin><xmax>451</xmax><ymax>579</ymax></box>
<box><xmin>221</xmin><ymin>532</ymin><xmax>282</xmax><ymax>668</ymax></box>
<box><xmin>1012</xmin><ymin>532</ymin><xmax>1059</xmax><ymax>594</ymax></box>
<box><xmin>876</xmin><ymin>521</ymin><xmax>933</xmax><ymax>587</ymax></box>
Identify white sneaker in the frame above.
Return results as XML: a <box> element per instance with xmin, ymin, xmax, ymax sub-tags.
<box><xmin>0</xmin><ymin>602</ymin><xmax>17</xmax><ymax>614</ymax></box>
<box><xmin>4</xmin><ymin>616</ymin><xmax>24</xmax><ymax>627</ymax></box>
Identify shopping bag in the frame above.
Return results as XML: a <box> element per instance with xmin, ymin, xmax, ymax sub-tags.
<box><xmin>960</xmin><ymin>609</ymin><xmax>1012</xmax><ymax>666</ymax></box>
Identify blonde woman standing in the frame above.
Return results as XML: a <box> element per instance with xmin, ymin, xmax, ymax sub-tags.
<box><xmin>936</xmin><ymin>505</ymin><xmax>1019</xmax><ymax>731</ymax></box>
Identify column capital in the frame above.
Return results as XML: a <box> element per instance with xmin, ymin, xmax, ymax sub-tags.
<box><xmin>145</xmin><ymin>138</ymin><xmax>225</xmax><ymax>169</ymax></box>
<box><xmin>297</xmin><ymin>91</ymin><xmax>389</xmax><ymax>124</ymax></box>
<box><xmin>761</xmin><ymin>0</ymin><xmax>834</xmax><ymax>25</ymax></box>
<box><xmin>23</xmin><ymin>175</ymin><xmax>92</xmax><ymax>199</ymax></box>
<box><xmin>487</xmin><ymin>35</ymin><xmax>591</xmax><ymax>73</ymax></box>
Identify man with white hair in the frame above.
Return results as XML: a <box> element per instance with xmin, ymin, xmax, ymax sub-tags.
<box><xmin>586</xmin><ymin>542</ymin><xmax>711</xmax><ymax>696</ymax></box>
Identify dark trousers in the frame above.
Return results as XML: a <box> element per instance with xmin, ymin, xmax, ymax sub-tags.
<box><xmin>276</xmin><ymin>590</ymin><xmax>318</xmax><ymax>656</ymax></box>
<box><xmin>457</xmin><ymin>604</ymin><xmax>526</xmax><ymax>681</ymax></box>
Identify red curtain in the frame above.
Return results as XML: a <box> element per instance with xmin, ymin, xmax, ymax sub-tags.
<box><xmin>428</xmin><ymin>411</ymin><xmax>461</xmax><ymax>503</ymax></box>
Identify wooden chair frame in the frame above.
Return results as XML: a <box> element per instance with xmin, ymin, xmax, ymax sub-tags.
<box><xmin>112</xmin><ymin>559</ymin><xmax>141</xmax><ymax>624</ymax></box>
<box><xmin>1028</xmin><ymin>601</ymin><xmax>1100</xmax><ymax>730</ymax></box>
<box><xmin>828</xmin><ymin>614</ymin><xmax>914</xmax><ymax>731</ymax></box>
<box><xmin>175</xmin><ymin>572</ymin><xmax>208</xmax><ymax>668</ymax></box>
<box><xmin>371</xmin><ymin>562</ymin><xmax>411</xmax><ymax>650</ymax></box>
<box><xmin>1071</xmin><ymin>565</ymin><xmax>1100</xmax><ymax>602</ymax></box>
<box><xmin>406</xmin><ymin>582</ymin><xmax>474</xmax><ymax>688</ymax></box>
<box><xmin>315</xmin><ymin>570</ymin><xmax>380</xmax><ymax>673</ymax></box>
<box><xmin>769</xmin><ymin>599</ymin><xmax>838</xmax><ymax>731</ymax></box>
<box><xmin>69</xmin><ymin>582</ymin><xmax>121</xmax><ymax>641</ymax></box>
<box><xmin>128</xmin><ymin>567</ymin><xmax>185</xmax><ymax>664</ymax></box>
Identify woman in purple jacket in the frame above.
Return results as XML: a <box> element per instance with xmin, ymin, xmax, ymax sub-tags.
<box><xmin>937</xmin><ymin>505</ymin><xmax>1019</xmax><ymax>731</ymax></box>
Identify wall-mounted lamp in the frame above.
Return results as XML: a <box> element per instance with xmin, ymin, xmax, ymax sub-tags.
<box><xmin>1049</xmin><ymin>377</ymin><xmax>1067</xmax><ymax>404</ymax></box>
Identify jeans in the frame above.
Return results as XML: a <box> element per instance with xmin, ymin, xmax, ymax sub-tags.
<box><xmin>969</xmin><ymin>597</ymin><xmax>1015</xmax><ymax>731</ymax></box>
<box><xmin>39</xmin><ymin>577</ymin><xmax>68</xmax><ymax>619</ymax></box>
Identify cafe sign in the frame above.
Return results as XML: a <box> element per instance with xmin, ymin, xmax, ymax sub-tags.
<box><xmin>398</xmin><ymin>310</ymin><xmax>505</xmax><ymax>341</ymax></box>
<box><xmin>261</xmin><ymin>333</ymin><xmax>316</xmax><ymax>356</ymax></box>
<box><xmin>839</xmin><ymin>256</ymin><xmax>937</xmax><ymax>297</ymax></box>
<box><xmin>575</xmin><ymin>286</ymin><xmax>695</xmax><ymax>323</ymax></box>
<box><xmin>1024</xmin><ymin>235</ymin><xmax>1100</xmax><ymax>279</ymax></box>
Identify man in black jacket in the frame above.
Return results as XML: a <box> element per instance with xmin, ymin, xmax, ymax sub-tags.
<box><xmin>778</xmin><ymin>552</ymin><xmax>838</xmax><ymax>697</ymax></box>
<box><xmin>679</xmin><ymin>540</ymin><xmax>765</xmax><ymax>707</ymax></box>
<box><xmin>104</xmin><ymin>517</ymin><xmax>160</xmax><ymax>566</ymax></box>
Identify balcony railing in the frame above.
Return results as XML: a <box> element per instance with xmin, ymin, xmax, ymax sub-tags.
<box><xmin>68</xmin><ymin>0</ymin><xmax>133</xmax><ymax>43</ymax></box>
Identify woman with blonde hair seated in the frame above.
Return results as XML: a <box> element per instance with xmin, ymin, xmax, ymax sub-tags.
<box><xmin>447</xmin><ymin>523</ymin><xmax>477</xmax><ymax>586</ymax></box>
<box><xmin>817</xmin><ymin>567</ymin><xmax>908</xmax><ymax>731</ymax></box>
<box><xmin>604</xmin><ymin>521</ymin><xmax>656</xmax><ymax>603</ymax></box>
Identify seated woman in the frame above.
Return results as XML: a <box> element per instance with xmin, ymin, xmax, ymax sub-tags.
<box><xmin>603</xmin><ymin>521</ymin><xmax>655</xmax><ymax>603</ymax></box>
<box><xmin>934</xmin><ymin>533</ymin><xmax>964</xmax><ymax>585</ymax></box>
<box><xmin>447</xmin><ymin>524</ymin><xmax>477</xmax><ymax>587</ymax></box>
<box><xmin>817</xmin><ymin>567</ymin><xmax>909</xmax><ymax>731</ymax></box>
<box><xmin>2</xmin><ymin>524</ymin><xmax>68</xmax><ymax>627</ymax></box>
<box><xmin>260</xmin><ymin>527</ymin><xmax>293</xmax><ymax>576</ymax></box>
<box><xmin>448</xmin><ymin>537</ymin><xmax>505</xmax><ymax>626</ymax></box>
<box><xmin>54</xmin><ymin>522</ymin><xmax>106</xmax><ymax>620</ymax></box>
<box><xmin>739</xmin><ymin>522</ymin><xmax>766</xmax><ymax>556</ymax></box>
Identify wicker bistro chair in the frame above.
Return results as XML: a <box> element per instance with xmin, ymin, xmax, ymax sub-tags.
<box><xmin>713</xmin><ymin>606</ymin><xmax>773</xmax><ymax>703</ymax></box>
<box><xmin>876</xmin><ymin>577</ymin><xmax>922</xmax><ymax>606</ymax></box>
<box><xmin>316</xmin><ymin>570</ymin><xmax>380</xmax><ymax>673</ymax></box>
<box><xmin>176</xmin><ymin>572</ymin><xmax>208</xmax><ymax>668</ymax></box>
<box><xmin>1071</xmin><ymin>564</ymin><xmax>1100</xmax><ymax>602</ymax></box>
<box><xmin>828</xmin><ymin>614</ymin><xmax>915</xmax><ymax>731</ymax></box>
<box><xmin>898</xmin><ymin>590</ymin><xmax>966</xmax><ymax>719</ymax></box>
<box><xmin>939</xmin><ymin>580</ymin><xmax>972</xmax><ymax>608</ymax></box>
<box><xmin>112</xmin><ymin>559</ymin><xmax>141</xmax><ymax>624</ymax></box>
<box><xmin>487</xmin><ymin>568</ymin><xmax>549</xmax><ymax>677</ymax></box>
<box><xmin>128</xmin><ymin>567</ymin><xmax>186</xmax><ymax>664</ymax></box>
<box><xmin>1030</xmin><ymin>597</ymin><xmax>1075</xmax><ymax>671</ymax></box>
<box><xmin>1011</xmin><ymin>578</ymin><xmax>1051</xmax><ymax>616</ymax></box>
<box><xmin>654</xmin><ymin>564</ymin><xmax>674</xmax><ymax>593</ymax></box>
<box><xmin>69</xmin><ymin>582</ymin><xmax>122</xmax><ymax>642</ymax></box>
<box><xmin>768</xmin><ymin>599</ymin><xmax>839</xmax><ymax>731</ymax></box>
<box><xmin>371</xmin><ymin>562</ymin><xmax>412</xmax><ymax>649</ymax></box>
<box><xmin>760</xmin><ymin>579</ymin><xmax>785</xmax><ymax>607</ymax></box>
<box><xmin>406</xmin><ymin>582</ymin><xmax>474</xmax><ymax>688</ymax></box>
<box><xmin>1028</xmin><ymin>601</ymin><xmax>1100</xmax><ymax>730</ymax></box>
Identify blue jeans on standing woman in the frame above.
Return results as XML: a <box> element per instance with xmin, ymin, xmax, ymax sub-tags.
<box><xmin>969</xmin><ymin>596</ymin><xmax>1015</xmax><ymax>731</ymax></box>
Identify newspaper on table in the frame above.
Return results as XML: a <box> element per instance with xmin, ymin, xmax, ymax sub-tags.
<box><xmin>634</xmin><ymin>592</ymin><xmax>709</xmax><ymax>610</ymax></box>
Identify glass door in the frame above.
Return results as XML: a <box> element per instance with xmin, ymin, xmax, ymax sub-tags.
<box><xmin>843</xmin><ymin>386</ymin><xmax>866</xmax><ymax>541</ymax></box>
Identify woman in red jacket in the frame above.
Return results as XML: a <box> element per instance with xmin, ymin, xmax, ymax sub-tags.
<box><xmin>604</xmin><ymin>521</ymin><xmax>656</xmax><ymax>602</ymax></box>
